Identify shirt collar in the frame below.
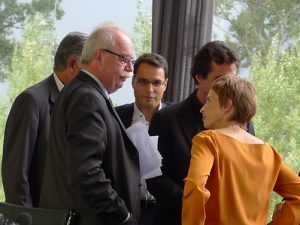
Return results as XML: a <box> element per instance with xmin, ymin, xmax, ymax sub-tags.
<box><xmin>132</xmin><ymin>102</ymin><xmax>162</xmax><ymax>130</ymax></box>
<box><xmin>81</xmin><ymin>69</ymin><xmax>110</xmax><ymax>99</ymax></box>
<box><xmin>53</xmin><ymin>73</ymin><xmax>64</xmax><ymax>92</ymax></box>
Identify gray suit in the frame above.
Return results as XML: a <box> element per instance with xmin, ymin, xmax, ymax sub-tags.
<box><xmin>39</xmin><ymin>72</ymin><xmax>141</xmax><ymax>225</ymax></box>
<box><xmin>2</xmin><ymin>75</ymin><xmax>59</xmax><ymax>207</ymax></box>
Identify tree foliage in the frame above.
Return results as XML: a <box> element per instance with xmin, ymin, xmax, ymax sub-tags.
<box><xmin>132</xmin><ymin>0</ymin><xmax>152</xmax><ymax>56</ymax></box>
<box><xmin>250</xmin><ymin>36</ymin><xmax>300</xmax><ymax>221</ymax></box>
<box><xmin>250</xmin><ymin>37</ymin><xmax>300</xmax><ymax>172</ymax></box>
<box><xmin>214</xmin><ymin>0</ymin><xmax>300</xmax><ymax>68</ymax></box>
<box><xmin>0</xmin><ymin>0</ymin><xmax>63</xmax><ymax>80</ymax></box>
<box><xmin>7</xmin><ymin>13</ymin><xmax>58</xmax><ymax>101</ymax></box>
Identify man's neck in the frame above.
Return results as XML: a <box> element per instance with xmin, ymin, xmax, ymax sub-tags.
<box><xmin>138</xmin><ymin>106</ymin><xmax>159</xmax><ymax>122</ymax></box>
<box><xmin>195</xmin><ymin>88</ymin><xmax>207</xmax><ymax>105</ymax></box>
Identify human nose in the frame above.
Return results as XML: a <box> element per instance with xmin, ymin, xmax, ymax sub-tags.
<box><xmin>144</xmin><ymin>82</ymin><xmax>155</xmax><ymax>92</ymax></box>
<box><xmin>124</xmin><ymin>61</ymin><xmax>134</xmax><ymax>72</ymax></box>
<box><xmin>200</xmin><ymin>105</ymin><xmax>205</xmax><ymax>113</ymax></box>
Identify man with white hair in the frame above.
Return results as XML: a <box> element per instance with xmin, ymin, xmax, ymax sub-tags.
<box><xmin>40</xmin><ymin>23</ymin><xmax>140</xmax><ymax>225</ymax></box>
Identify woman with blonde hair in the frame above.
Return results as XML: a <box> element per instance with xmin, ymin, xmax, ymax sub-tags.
<box><xmin>182</xmin><ymin>75</ymin><xmax>300</xmax><ymax>225</ymax></box>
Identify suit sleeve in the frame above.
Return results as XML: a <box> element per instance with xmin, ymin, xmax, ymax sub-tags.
<box><xmin>268</xmin><ymin>163</ymin><xmax>300</xmax><ymax>225</ymax></box>
<box><xmin>65</xmin><ymin>90</ymin><xmax>130</xmax><ymax>225</ymax></box>
<box><xmin>2</xmin><ymin>92</ymin><xmax>39</xmax><ymax>206</ymax></box>
<box><xmin>147</xmin><ymin>111</ymin><xmax>183</xmax><ymax>206</ymax></box>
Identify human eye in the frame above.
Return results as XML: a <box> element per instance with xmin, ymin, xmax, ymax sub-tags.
<box><xmin>153</xmin><ymin>80</ymin><xmax>164</xmax><ymax>87</ymax></box>
<box><xmin>137</xmin><ymin>78</ymin><xmax>148</xmax><ymax>85</ymax></box>
<box><xmin>118</xmin><ymin>55</ymin><xmax>127</xmax><ymax>63</ymax></box>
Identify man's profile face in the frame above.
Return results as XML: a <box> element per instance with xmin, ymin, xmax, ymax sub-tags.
<box><xmin>196</xmin><ymin>62</ymin><xmax>236</xmax><ymax>104</ymax></box>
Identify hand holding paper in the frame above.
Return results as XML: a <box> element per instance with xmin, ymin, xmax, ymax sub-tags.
<box><xmin>126</xmin><ymin>122</ymin><xmax>162</xmax><ymax>179</ymax></box>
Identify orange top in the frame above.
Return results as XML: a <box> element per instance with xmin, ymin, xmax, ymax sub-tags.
<box><xmin>182</xmin><ymin>130</ymin><xmax>300</xmax><ymax>225</ymax></box>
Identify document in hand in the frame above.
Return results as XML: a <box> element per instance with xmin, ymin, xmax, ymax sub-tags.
<box><xmin>126</xmin><ymin>121</ymin><xmax>162</xmax><ymax>180</ymax></box>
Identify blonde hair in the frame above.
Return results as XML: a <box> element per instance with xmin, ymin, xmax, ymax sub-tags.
<box><xmin>212</xmin><ymin>75</ymin><xmax>257</xmax><ymax>124</ymax></box>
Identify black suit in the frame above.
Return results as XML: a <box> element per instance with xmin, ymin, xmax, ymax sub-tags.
<box><xmin>115</xmin><ymin>103</ymin><xmax>136</xmax><ymax>128</ymax></box>
<box><xmin>2</xmin><ymin>75</ymin><xmax>59</xmax><ymax>207</ymax></box>
<box><xmin>115</xmin><ymin>102</ymin><xmax>170</xmax><ymax>225</ymax></box>
<box><xmin>147</xmin><ymin>89</ymin><xmax>255</xmax><ymax>225</ymax></box>
<box><xmin>115</xmin><ymin>102</ymin><xmax>170</xmax><ymax>128</ymax></box>
<box><xmin>39</xmin><ymin>72</ymin><xmax>141</xmax><ymax>225</ymax></box>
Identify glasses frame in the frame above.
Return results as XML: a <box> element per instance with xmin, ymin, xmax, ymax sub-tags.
<box><xmin>133</xmin><ymin>77</ymin><xmax>167</xmax><ymax>88</ymax></box>
<box><xmin>102</xmin><ymin>49</ymin><xmax>135</xmax><ymax>67</ymax></box>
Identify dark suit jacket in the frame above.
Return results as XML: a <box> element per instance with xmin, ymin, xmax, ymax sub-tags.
<box><xmin>2</xmin><ymin>75</ymin><xmax>59</xmax><ymax>207</ymax></box>
<box><xmin>39</xmin><ymin>72</ymin><xmax>141</xmax><ymax>225</ymax></box>
<box><xmin>146</xmin><ymin>89</ymin><xmax>255</xmax><ymax>225</ymax></box>
<box><xmin>115</xmin><ymin>102</ymin><xmax>170</xmax><ymax>129</ymax></box>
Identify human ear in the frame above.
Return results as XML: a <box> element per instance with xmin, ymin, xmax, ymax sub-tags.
<box><xmin>224</xmin><ymin>99</ymin><xmax>233</xmax><ymax>113</ymax></box>
<box><xmin>67</xmin><ymin>56</ymin><xmax>78</xmax><ymax>74</ymax></box>
<box><xmin>95</xmin><ymin>50</ymin><xmax>102</xmax><ymax>62</ymax></box>
<box><xmin>194</xmin><ymin>74</ymin><xmax>202</xmax><ymax>84</ymax></box>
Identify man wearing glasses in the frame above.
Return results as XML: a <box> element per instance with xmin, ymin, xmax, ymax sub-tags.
<box><xmin>40</xmin><ymin>23</ymin><xmax>141</xmax><ymax>225</ymax></box>
<box><xmin>116</xmin><ymin>53</ymin><xmax>169</xmax><ymax>225</ymax></box>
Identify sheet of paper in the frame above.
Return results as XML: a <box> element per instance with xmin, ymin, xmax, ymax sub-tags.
<box><xmin>126</xmin><ymin>121</ymin><xmax>162</xmax><ymax>179</ymax></box>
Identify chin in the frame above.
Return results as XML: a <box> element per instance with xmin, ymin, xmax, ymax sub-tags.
<box><xmin>115</xmin><ymin>84</ymin><xmax>123</xmax><ymax>91</ymax></box>
<box><xmin>203</xmin><ymin>122</ymin><xmax>211</xmax><ymax>129</ymax></box>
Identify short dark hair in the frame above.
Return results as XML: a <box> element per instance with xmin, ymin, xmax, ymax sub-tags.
<box><xmin>190</xmin><ymin>41</ymin><xmax>238</xmax><ymax>82</ymax></box>
<box><xmin>53</xmin><ymin>31</ymin><xmax>88</xmax><ymax>71</ymax></box>
<box><xmin>133</xmin><ymin>53</ymin><xmax>168</xmax><ymax>79</ymax></box>
<box><xmin>212</xmin><ymin>75</ymin><xmax>257</xmax><ymax>124</ymax></box>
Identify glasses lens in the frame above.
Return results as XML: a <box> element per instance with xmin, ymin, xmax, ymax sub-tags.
<box><xmin>135</xmin><ymin>78</ymin><xmax>164</xmax><ymax>87</ymax></box>
<box><xmin>153</xmin><ymin>80</ymin><xmax>164</xmax><ymax>87</ymax></box>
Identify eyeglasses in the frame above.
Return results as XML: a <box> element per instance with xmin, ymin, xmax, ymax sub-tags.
<box><xmin>134</xmin><ymin>77</ymin><xmax>166</xmax><ymax>87</ymax></box>
<box><xmin>102</xmin><ymin>49</ymin><xmax>135</xmax><ymax>67</ymax></box>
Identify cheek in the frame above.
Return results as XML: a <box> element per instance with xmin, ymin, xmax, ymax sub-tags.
<box><xmin>156</xmin><ymin>89</ymin><xmax>164</xmax><ymax>97</ymax></box>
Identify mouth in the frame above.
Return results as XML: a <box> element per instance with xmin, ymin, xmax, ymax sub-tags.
<box><xmin>144</xmin><ymin>96</ymin><xmax>154</xmax><ymax>101</ymax></box>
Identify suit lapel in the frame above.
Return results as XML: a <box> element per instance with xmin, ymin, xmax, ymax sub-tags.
<box><xmin>105</xmin><ymin>98</ymin><xmax>127</xmax><ymax>131</ymax></box>
<box><xmin>77</xmin><ymin>72</ymin><xmax>126</xmax><ymax>128</ymax></box>
<box><xmin>48</xmin><ymin>75</ymin><xmax>60</xmax><ymax>114</ymax></box>
<box><xmin>77</xmin><ymin>72</ymin><xmax>137</xmax><ymax>153</ymax></box>
<box><xmin>119</xmin><ymin>104</ymin><xmax>134</xmax><ymax>128</ymax></box>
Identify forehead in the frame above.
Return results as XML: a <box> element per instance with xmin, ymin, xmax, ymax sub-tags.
<box><xmin>113</xmin><ymin>31</ymin><xmax>135</xmax><ymax>57</ymax></box>
<box><xmin>208</xmin><ymin>89</ymin><xmax>219</xmax><ymax>101</ymax></box>
<box><xmin>135</xmin><ymin>63</ymin><xmax>165</xmax><ymax>79</ymax></box>
<box><xmin>209</xmin><ymin>62</ymin><xmax>237</xmax><ymax>77</ymax></box>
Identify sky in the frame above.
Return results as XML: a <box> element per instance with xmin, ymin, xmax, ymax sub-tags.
<box><xmin>55</xmin><ymin>0</ymin><xmax>152</xmax><ymax>105</ymax></box>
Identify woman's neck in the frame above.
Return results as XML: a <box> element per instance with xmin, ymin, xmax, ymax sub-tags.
<box><xmin>216</xmin><ymin>123</ymin><xmax>246</xmax><ymax>134</ymax></box>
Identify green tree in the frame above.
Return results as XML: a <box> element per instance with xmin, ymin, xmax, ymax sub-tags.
<box><xmin>7</xmin><ymin>14</ymin><xmax>57</xmax><ymax>101</ymax></box>
<box><xmin>0</xmin><ymin>13</ymin><xmax>58</xmax><ymax>201</ymax></box>
<box><xmin>214</xmin><ymin>0</ymin><xmax>300</xmax><ymax>68</ymax></box>
<box><xmin>250</xmin><ymin>36</ymin><xmax>300</xmax><ymax>220</ymax></box>
<box><xmin>132</xmin><ymin>0</ymin><xmax>152</xmax><ymax>56</ymax></box>
<box><xmin>0</xmin><ymin>96</ymin><xmax>8</xmax><ymax>201</ymax></box>
<box><xmin>0</xmin><ymin>0</ymin><xmax>64</xmax><ymax>80</ymax></box>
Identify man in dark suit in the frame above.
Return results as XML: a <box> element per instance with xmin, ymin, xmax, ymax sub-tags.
<box><xmin>39</xmin><ymin>23</ymin><xmax>141</xmax><ymax>225</ymax></box>
<box><xmin>1</xmin><ymin>31</ymin><xmax>87</xmax><ymax>207</ymax></box>
<box><xmin>115</xmin><ymin>53</ymin><xmax>169</xmax><ymax>225</ymax></box>
<box><xmin>146</xmin><ymin>41</ymin><xmax>255</xmax><ymax>225</ymax></box>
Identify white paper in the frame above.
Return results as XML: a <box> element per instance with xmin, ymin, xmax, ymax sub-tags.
<box><xmin>126</xmin><ymin>121</ymin><xmax>162</xmax><ymax>179</ymax></box>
